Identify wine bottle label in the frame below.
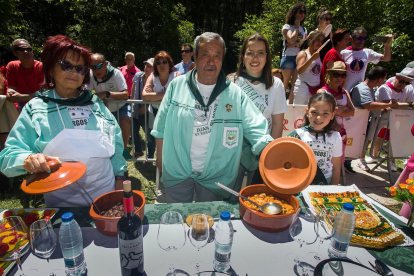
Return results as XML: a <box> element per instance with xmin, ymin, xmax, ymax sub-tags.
<box><xmin>119</xmin><ymin>236</ymin><xmax>143</xmax><ymax>269</ymax></box>
<box><xmin>123</xmin><ymin>197</ymin><xmax>134</xmax><ymax>213</ymax></box>
<box><xmin>64</xmin><ymin>252</ymin><xmax>85</xmax><ymax>268</ymax></box>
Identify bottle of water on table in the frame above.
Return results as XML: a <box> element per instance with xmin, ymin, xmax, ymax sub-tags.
<box><xmin>328</xmin><ymin>203</ymin><xmax>355</xmax><ymax>259</ymax></box>
<box><xmin>59</xmin><ymin>212</ymin><xmax>87</xmax><ymax>276</ymax></box>
<box><xmin>214</xmin><ymin>211</ymin><xmax>234</xmax><ymax>272</ymax></box>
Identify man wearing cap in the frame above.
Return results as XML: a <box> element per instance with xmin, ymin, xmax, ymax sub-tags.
<box><xmin>372</xmin><ymin>66</ymin><xmax>414</xmax><ymax>171</ymax></box>
<box><xmin>131</xmin><ymin>58</ymin><xmax>154</xmax><ymax>158</ymax></box>
<box><xmin>341</xmin><ymin>27</ymin><xmax>395</xmax><ymax>92</ymax></box>
<box><xmin>120</xmin><ymin>52</ymin><xmax>141</xmax><ymax>97</ymax></box>
<box><xmin>5</xmin><ymin>39</ymin><xmax>44</xmax><ymax>107</ymax></box>
<box><xmin>87</xmin><ymin>53</ymin><xmax>132</xmax><ymax>159</ymax></box>
<box><xmin>174</xmin><ymin>43</ymin><xmax>194</xmax><ymax>75</ymax></box>
<box><xmin>152</xmin><ymin>32</ymin><xmax>272</xmax><ymax>203</ymax></box>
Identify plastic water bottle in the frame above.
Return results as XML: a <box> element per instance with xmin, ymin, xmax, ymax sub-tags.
<box><xmin>328</xmin><ymin>203</ymin><xmax>355</xmax><ymax>259</ymax></box>
<box><xmin>213</xmin><ymin>211</ymin><xmax>234</xmax><ymax>272</ymax></box>
<box><xmin>59</xmin><ymin>212</ymin><xmax>87</xmax><ymax>276</ymax></box>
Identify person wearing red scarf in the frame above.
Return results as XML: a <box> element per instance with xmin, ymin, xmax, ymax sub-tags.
<box><xmin>340</xmin><ymin>27</ymin><xmax>394</xmax><ymax>92</ymax></box>
<box><xmin>317</xmin><ymin>61</ymin><xmax>355</xmax><ymax>172</ymax></box>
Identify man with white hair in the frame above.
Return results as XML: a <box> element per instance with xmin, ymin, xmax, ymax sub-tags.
<box><xmin>5</xmin><ymin>39</ymin><xmax>44</xmax><ymax>107</ymax></box>
<box><xmin>152</xmin><ymin>32</ymin><xmax>272</xmax><ymax>203</ymax></box>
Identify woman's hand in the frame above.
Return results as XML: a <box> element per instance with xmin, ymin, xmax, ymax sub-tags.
<box><xmin>294</xmin><ymin>16</ymin><xmax>301</xmax><ymax>27</ymax></box>
<box><xmin>23</xmin><ymin>154</ymin><xmax>61</xmax><ymax>174</ymax></box>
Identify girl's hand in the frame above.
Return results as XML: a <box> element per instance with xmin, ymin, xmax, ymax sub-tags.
<box><xmin>310</xmin><ymin>51</ymin><xmax>320</xmax><ymax>61</ymax></box>
<box><xmin>294</xmin><ymin>17</ymin><xmax>301</xmax><ymax>27</ymax></box>
<box><xmin>23</xmin><ymin>154</ymin><xmax>61</xmax><ymax>174</ymax></box>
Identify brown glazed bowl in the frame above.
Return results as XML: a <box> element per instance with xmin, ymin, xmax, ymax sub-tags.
<box><xmin>239</xmin><ymin>184</ymin><xmax>299</xmax><ymax>232</ymax></box>
<box><xmin>89</xmin><ymin>190</ymin><xmax>145</xmax><ymax>236</ymax></box>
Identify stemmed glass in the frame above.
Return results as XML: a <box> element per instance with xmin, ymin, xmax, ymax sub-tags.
<box><xmin>0</xmin><ymin>216</ymin><xmax>38</xmax><ymax>276</ymax></box>
<box><xmin>30</xmin><ymin>219</ymin><xmax>59</xmax><ymax>275</ymax></box>
<box><xmin>157</xmin><ymin>211</ymin><xmax>188</xmax><ymax>276</ymax></box>
<box><xmin>188</xmin><ymin>214</ymin><xmax>210</xmax><ymax>274</ymax></box>
<box><xmin>285</xmin><ymin>207</ymin><xmax>319</xmax><ymax>273</ymax></box>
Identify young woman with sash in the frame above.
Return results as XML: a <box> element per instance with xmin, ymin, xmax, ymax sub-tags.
<box><xmin>229</xmin><ymin>33</ymin><xmax>287</xmax><ymax>191</ymax></box>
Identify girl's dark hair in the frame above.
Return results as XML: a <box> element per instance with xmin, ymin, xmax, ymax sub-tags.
<box><xmin>286</xmin><ymin>2</ymin><xmax>306</xmax><ymax>26</ymax></box>
<box><xmin>235</xmin><ymin>33</ymin><xmax>273</xmax><ymax>90</ymax></box>
<box><xmin>316</xmin><ymin>7</ymin><xmax>332</xmax><ymax>24</ymax></box>
<box><xmin>302</xmin><ymin>93</ymin><xmax>337</xmax><ymax>135</ymax></box>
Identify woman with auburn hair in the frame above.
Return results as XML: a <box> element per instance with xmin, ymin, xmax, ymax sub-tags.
<box><xmin>293</xmin><ymin>31</ymin><xmax>325</xmax><ymax>104</ymax></box>
<box><xmin>282</xmin><ymin>2</ymin><xmax>307</xmax><ymax>104</ymax></box>
<box><xmin>317</xmin><ymin>61</ymin><xmax>355</xmax><ymax>165</ymax></box>
<box><xmin>0</xmin><ymin>35</ymin><xmax>127</xmax><ymax>207</ymax></box>
<box><xmin>229</xmin><ymin>32</ymin><xmax>287</xmax><ymax>190</ymax></box>
<box><xmin>142</xmin><ymin>51</ymin><xmax>180</xmax><ymax>159</ymax></box>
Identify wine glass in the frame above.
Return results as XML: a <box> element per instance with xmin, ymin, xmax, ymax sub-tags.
<box><xmin>30</xmin><ymin>219</ymin><xmax>58</xmax><ymax>275</ymax></box>
<box><xmin>0</xmin><ymin>216</ymin><xmax>37</xmax><ymax>276</ymax></box>
<box><xmin>188</xmin><ymin>214</ymin><xmax>209</xmax><ymax>274</ymax></box>
<box><xmin>285</xmin><ymin>207</ymin><xmax>318</xmax><ymax>272</ymax></box>
<box><xmin>157</xmin><ymin>211</ymin><xmax>188</xmax><ymax>276</ymax></box>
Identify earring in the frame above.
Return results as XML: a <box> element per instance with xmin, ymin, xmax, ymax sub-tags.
<box><xmin>49</xmin><ymin>75</ymin><xmax>54</xmax><ymax>87</ymax></box>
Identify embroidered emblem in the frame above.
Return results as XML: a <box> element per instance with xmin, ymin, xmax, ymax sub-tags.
<box><xmin>225</xmin><ymin>130</ymin><xmax>237</xmax><ymax>146</ymax></box>
<box><xmin>108</xmin><ymin>83</ymin><xmax>116</xmax><ymax>90</ymax></box>
<box><xmin>223</xmin><ymin>127</ymin><xmax>239</xmax><ymax>149</ymax></box>
<box><xmin>225</xmin><ymin>104</ymin><xmax>232</xmax><ymax>112</ymax></box>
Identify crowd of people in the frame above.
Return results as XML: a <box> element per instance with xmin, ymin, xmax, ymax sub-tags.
<box><xmin>0</xmin><ymin>2</ymin><xmax>413</xmax><ymax>213</ymax></box>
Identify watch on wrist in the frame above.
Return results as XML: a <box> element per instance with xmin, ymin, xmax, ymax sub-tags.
<box><xmin>409</xmin><ymin>102</ymin><xmax>413</xmax><ymax>109</ymax></box>
<box><xmin>115</xmin><ymin>176</ymin><xmax>125</xmax><ymax>181</ymax></box>
<box><xmin>105</xmin><ymin>91</ymin><xmax>110</xmax><ymax>98</ymax></box>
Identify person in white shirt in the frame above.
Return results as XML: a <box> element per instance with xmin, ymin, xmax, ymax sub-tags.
<box><xmin>341</xmin><ymin>27</ymin><xmax>394</xmax><ymax>92</ymax></box>
<box><xmin>229</xmin><ymin>32</ymin><xmax>287</xmax><ymax>191</ymax></box>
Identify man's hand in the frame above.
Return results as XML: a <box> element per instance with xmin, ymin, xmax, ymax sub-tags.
<box><xmin>6</xmin><ymin>90</ymin><xmax>32</xmax><ymax>103</ymax></box>
<box><xmin>138</xmin><ymin>107</ymin><xmax>146</xmax><ymax>115</ymax></box>
<box><xmin>384</xmin><ymin>34</ymin><xmax>396</xmax><ymax>46</ymax></box>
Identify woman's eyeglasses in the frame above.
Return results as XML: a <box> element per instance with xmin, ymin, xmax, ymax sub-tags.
<box><xmin>91</xmin><ymin>63</ymin><xmax>104</xmax><ymax>70</ymax></box>
<box><xmin>15</xmin><ymin>47</ymin><xmax>33</xmax><ymax>52</ymax></box>
<box><xmin>324</xmin><ymin>17</ymin><xmax>332</xmax><ymax>22</ymax></box>
<box><xmin>332</xmin><ymin>72</ymin><xmax>347</xmax><ymax>79</ymax></box>
<box><xmin>245</xmin><ymin>51</ymin><xmax>266</xmax><ymax>59</ymax></box>
<box><xmin>58</xmin><ymin>60</ymin><xmax>89</xmax><ymax>76</ymax></box>
<box><xmin>298</xmin><ymin>10</ymin><xmax>306</xmax><ymax>15</ymax></box>
<box><xmin>156</xmin><ymin>60</ymin><xmax>168</xmax><ymax>65</ymax></box>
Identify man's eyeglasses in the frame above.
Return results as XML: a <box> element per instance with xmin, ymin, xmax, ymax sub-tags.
<box><xmin>156</xmin><ymin>60</ymin><xmax>168</xmax><ymax>65</ymax></box>
<box><xmin>332</xmin><ymin>72</ymin><xmax>347</xmax><ymax>78</ymax></box>
<box><xmin>397</xmin><ymin>78</ymin><xmax>412</xmax><ymax>85</ymax></box>
<box><xmin>298</xmin><ymin>10</ymin><xmax>306</xmax><ymax>15</ymax></box>
<box><xmin>58</xmin><ymin>60</ymin><xmax>89</xmax><ymax>76</ymax></box>
<box><xmin>181</xmin><ymin>50</ymin><xmax>192</xmax><ymax>54</ymax></box>
<box><xmin>15</xmin><ymin>47</ymin><xmax>33</xmax><ymax>52</ymax></box>
<box><xmin>91</xmin><ymin>63</ymin><xmax>105</xmax><ymax>70</ymax></box>
<box><xmin>356</xmin><ymin>36</ymin><xmax>368</xmax><ymax>41</ymax></box>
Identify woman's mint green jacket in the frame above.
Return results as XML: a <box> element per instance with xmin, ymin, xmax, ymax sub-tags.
<box><xmin>0</xmin><ymin>89</ymin><xmax>127</xmax><ymax>177</ymax></box>
<box><xmin>151</xmin><ymin>76</ymin><xmax>273</xmax><ymax>198</ymax></box>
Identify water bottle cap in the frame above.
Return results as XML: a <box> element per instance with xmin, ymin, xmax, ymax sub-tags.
<box><xmin>220</xmin><ymin>211</ymin><xmax>231</xmax><ymax>221</ymax></box>
<box><xmin>343</xmin><ymin>203</ymin><xmax>354</xmax><ymax>211</ymax></box>
<box><xmin>61</xmin><ymin>212</ymin><xmax>74</xmax><ymax>222</ymax></box>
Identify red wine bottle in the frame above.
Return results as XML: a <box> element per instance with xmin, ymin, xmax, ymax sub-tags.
<box><xmin>117</xmin><ymin>180</ymin><xmax>144</xmax><ymax>276</ymax></box>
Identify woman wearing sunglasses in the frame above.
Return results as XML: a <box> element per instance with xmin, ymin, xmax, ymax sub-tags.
<box><xmin>318</xmin><ymin>61</ymin><xmax>355</xmax><ymax>166</ymax></box>
<box><xmin>142</xmin><ymin>51</ymin><xmax>179</xmax><ymax>159</ymax></box>
<box><xmin>0</xmin><ymin>35</ymin><xmax>127</xmax><ymax>207</ymax></box>
<box><xmin>282</xmin><ymin>2</ymin><xmax>307</xmax><ymax>104</ymax></box>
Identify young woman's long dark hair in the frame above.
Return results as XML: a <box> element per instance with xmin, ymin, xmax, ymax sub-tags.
<box><xmin>286</xmin><ymin>2</ymin><xmax>306</xmax><ymax>26</ymax></box>
<box><xmin>235</xmin><ymin>33</ymin><xmax>274</xmax><ymax>90</ymax></box>
<box><xmin>302</xmin><ymin>93</ymin><xmax>337</xmax><ymax>135</ymax></box>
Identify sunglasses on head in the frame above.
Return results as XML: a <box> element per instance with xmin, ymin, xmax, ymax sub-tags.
<box><xmin>91</xmin><ymin>63</ymin><xmax>104</xmax><ymax>70</ymax></box>
<box><xmin>58</xmin><ymin>60</ymin><xmax>89</xmax><ymax>76</ymax></box>
<box><xmin>15</xmin><ymin>47</ymin><xmax>32</xmax><ymax>52</ymax></box>
<box><xmin>298</xmin><ymin>10</ymin><xmax>306</xmax><ymax>15</ymax></box>
<box><xmin>181</xmin><ymin>50</ymin><xmax>192</xmax><ymax>54</ymax></box>
<box><xmin>356</xmin><ymin>36</ymin><xmax>368</xmax><ymax>41</ymax></box>
<box><xmin>332</xmin><ymin>72</ymin><xmax>347</xmax><ymax>78</ymax></box>
<box><xmin>156</xmin><ymin>60</ymin><xmax>168</xmax><ymax>65</ymax></box>
<box><xmin>398</xmin><ymin>78</ymin><xmax>412</xmax><ymax>85</ymax></box>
